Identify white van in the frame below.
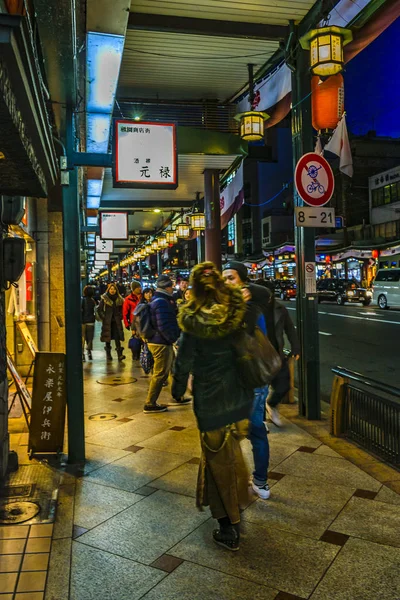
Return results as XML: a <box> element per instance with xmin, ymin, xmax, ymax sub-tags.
<box><xmin>373</xmin><ymin>269</ymin><xmax>400</xmax><ymax>309</ymax></box>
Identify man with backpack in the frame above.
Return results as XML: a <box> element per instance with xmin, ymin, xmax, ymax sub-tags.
<box><xmin>135</xmin><ymin>275</ymin><xmax>190</xmax><ymax>413</ymax></box>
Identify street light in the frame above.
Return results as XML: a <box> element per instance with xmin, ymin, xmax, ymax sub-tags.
<box><xmin>176</xmin><ymin>223</ymin><xmax>191</xmax><ymax>239</ymax></box>
<box><xmin>158</xmin><ymin>235</ymin><xmax>168</xmax><ymax>249</ymax></box>
<box><xmin>300</xmin><ymin>25</ymin><xmax>352</xmax><ymax>77</ymax></box>
<box><xmin>190</xmin><ymin>211</ymin><xmax>205</xmax><ymax>231</ymax></box>
<box><xmin>235</xmin><ymin>64</ymin><xmax>269</xmax><ymax>142</ymax></box>
<box><xmin>165</xmin><ymin>229</ymin><xmax>177</xmax><ymax>244</ymax></box>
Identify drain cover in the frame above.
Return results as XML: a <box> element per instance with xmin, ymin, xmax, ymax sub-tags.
<box><xmin>0</xmin><ymin>485</ymin><xmax>34</xmax><ymax>499</ymax></box>
<box><xmin>0</xmin><ymin>501</ymin><xmax>40</xmax><ymax>524</ymax></box>
<box><xmin>88</xmin><ymin>413</ymin><xmax>117</xmax><ymax>421</ymax></box>
<box><xmin>96</xmin><ymin>376</ymin><xmax>137</xmax><ymax>386</ymax></box>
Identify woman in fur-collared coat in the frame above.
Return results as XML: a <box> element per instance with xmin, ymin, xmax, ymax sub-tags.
<box><xmin>172</xmin><ymin>262</ymin><xmax>254</xmax><ymax>553</ymax></box>
<box><xmin>97</xmin><ymin>283</ymin><xmax>125</xmax><ymax>362</ymax></box>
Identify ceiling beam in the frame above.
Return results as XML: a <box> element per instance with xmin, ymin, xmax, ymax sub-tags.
<box><xmin>99</xmin><ymin>200</ymin><xmax>193</xmax><ymax>209</ymax></box>
<box><xmin>128</xmin><ymin>12</ymin><xmax>288</xmax><ymax>41</ymax></box>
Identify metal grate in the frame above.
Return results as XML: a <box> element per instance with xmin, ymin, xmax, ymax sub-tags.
<box><xmin>333</xmin><ymin>367</ymin><xmax>400</xmax><ymax>468</ymax></box>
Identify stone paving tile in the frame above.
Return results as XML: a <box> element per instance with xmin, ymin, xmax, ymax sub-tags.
<box><xmin>330</xmin><ymin>496</ymin><xmax>400</xmax><ymax>547</ymax></box>
<box><xmin>44</xmin><ymin>538</ymin><xmax>71</xmax><ymax>600</ymax></box>
<box><xmin>0</xmin><ymin>538</ymin><xmax>26</xmax><ymax>554</ymax></box>
<box><xmin>137</xmin><ymin>427</ymin><xmax>201</xmax><ymax>458</ymax></box>
<box><xmin>53</xmin><ymin>486</ymin><xmax>75</xmax><ymax>540</ymax></box>
<box><xmin>242</xmin><ymin>476</ymin><xmax>355</xmax><ymax>539</ymax></box>
<box><xmin>267</xmin><ymin>424</ymin><xmax>321</xmax><ymax>449</ymax></box>
<box><xmin>85</xmin><ymin>418</ymin><xmax>172</xmax><ymax>450</ymax></box>
<box><xmin>16</xmin><ymin>571</ymin><xmax>47</xmax><ymax>593</ymax></box>
<box><xmin>74</xmin><ymin>480</ymin><xmax>143</xmax><ymax>529</ymax></box>
<box><xmin>0</xmin><ymin>526</ymin><xmax>29</xmax><ymax>539</ymax></box>
<box><xmin>149</xmin><ymin>462</ymin><xmax>199</xmax><ymax>498</ymax></box>
<box><xmin>81</xmin><ymin>443</ymin><xmax>131</xmax><ymax>475</ymax></box>
<box><xmin>141</xmin><ymin>561</ymin><xmax>279</xmax><ymax>600</ymax></box>
<box><xmin>310</xmin><ymin>538</ymin><xmax>400</xmax><ymax>599</ymax></box>
<box><xmin>0</xmin><ymin>553</ymin><xmax>22</xmax><ymax>572</ymax></box>
<box><xmin>70</xmin><ymin>542</ymin><xmax>166</xmax><ymax>600</ymax></box>
<box><xmin>77</xmin><ymin>490</ymin><xmax>209</xmax><ymax>565</ymax></box>
<box><xmin>0</xmin><ymin>572</ymin><xmax>18</xmax><ymax>594</ymax></box>
<box><xmin>313</xmin><ymin>445</ymin><xmax>345</xmax><ymax>459</ymax></box>
<box><xmin>277</xmin><ymin>452</ymin><xmax>382</xmax><ymax>491</ymax></box>
<box><xmin>85</xmin><ymin>448</ymin><xmax>192</xmax><ymax>493</ymax></box>
<box><xmin>375</xmin><ymin>485</ymin><xmax>400</xmax><ymax>506</ymax></box>
<box><xmin>170</xmin><ymin>519</ymin><xmax>338</xmax><ymax>598</ymax></box>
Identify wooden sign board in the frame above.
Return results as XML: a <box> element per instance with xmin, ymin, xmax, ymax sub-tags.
<box><xmin>17</xmin><ymin>322</ymin><xmax>38</xmax><ymax>359</ymax></box>
<box><xmin>7</xmin><ymin>350</ymin><xmax>32</xmax><ymax>425</ymax></box>
<box><xmin>28</xmin><ymin>352</ymin><xmax>66</xmax><ymax>456</ymax></box>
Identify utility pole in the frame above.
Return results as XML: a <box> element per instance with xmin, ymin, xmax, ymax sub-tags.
<box><xmin>291</xmin><ymin>26</ymin><xmax>321</xmax><ymax>420</ymax></box>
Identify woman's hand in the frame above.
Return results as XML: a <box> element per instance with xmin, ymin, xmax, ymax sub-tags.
<box><xmin>241</xmin><ymin>287</ymin><xmax>252</xmax><ymax>303</ymax></box>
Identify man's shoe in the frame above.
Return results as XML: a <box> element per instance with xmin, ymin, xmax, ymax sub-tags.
<box><xmin>251</xmin><ymin>482</ymin><xmax>270</xmax><ymax>500</ymax></box>
<box><xmin>168</xmin><ymin>397</ymin><xmax>192</xmax><ymax>407</ymax></box>
<box><xmin>143</xmin><ymin>404</ymin><xmax>168</xmax><ymax>414</ymax></box>
<box><xmin>266</xmin><ymin>405</ymin><xmax>282</xmax><ymax>427</ymax></box>
<box><xmin>88</xmin><ymin>350</ymin><xmax>93</xmax><ymax>361</ymax></box>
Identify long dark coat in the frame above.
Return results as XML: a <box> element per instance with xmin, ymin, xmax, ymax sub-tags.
<box><xmin>98</xmin><ymin>293</ymin><xmax>124</xmax><ymax>343</ymax></box>
<box><xmin>172</xmin><ymin>286</ymin><xmax>253</xmax><ymax>432</ymax></box>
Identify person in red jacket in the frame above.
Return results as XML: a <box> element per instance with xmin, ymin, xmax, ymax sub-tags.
<box><xmin>123</xmin><ymin>281</ymin><xmax>142</xmax><ymax>330</ymax></box>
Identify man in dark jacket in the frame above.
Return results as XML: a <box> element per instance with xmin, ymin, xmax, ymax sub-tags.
<box><xmin>145</xmin><ymin>275</ymin><xmax>189</xmax><ymax>413</ymax></box>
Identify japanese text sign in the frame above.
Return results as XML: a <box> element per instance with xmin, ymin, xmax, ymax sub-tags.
<box><xmin>113</xmin><ymin>120</ymin><xmax>178</xmax><ymax>189</ymax></box>
<box><xmin>96</xmin><ymin>236</ymin><xmax>113</xmax><ymax>253</ymax></box>
<box><xmin>29</xmin><ymin>352</ymin><xmax>67</xmax><ymax>456</ymax></box>
<box><xmin>100</xmin><ymin>212</ymin><xmax>128</xmax><ymax>241</ymax></box>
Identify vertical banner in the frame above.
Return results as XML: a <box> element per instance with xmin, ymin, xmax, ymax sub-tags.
<box><xmin>29</xmin><ymin>353</ymin><xmax>67</xmax><ymax>455</ymax></box>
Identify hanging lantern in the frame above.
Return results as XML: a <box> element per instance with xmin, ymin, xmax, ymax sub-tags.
<box><xmin>151</xmin><ymin>240</ymin><xmax>159</xmax><ymax>251</ymax></box>
<box><xmin>235</xmin><ymin>111</ymin><xmax>269</xmax><ymax>142</ymax></box>
<box><xmin>158</xmin><ymin>235</ymin><xmax>168</xmax><ymax>249</ymax></box>
<box><xmin>190</xmin><ymin>212</ymin><xmax>205</xmax><ymax>231</ymax></box>
<box><xmin>300</xmin><ymin>26</ymin><xmax>352</xmax><ymax>77</ymax></box>
<box><xmin>165</xmin><ymin>230</ymin><xmax>177</xmax><ymax>244</ymax></box>
<box><xmin>311</xmin><ymin>74</ymin><xmax>344</xmax><ymax>131</ymax></box>
<box><xmin>176</xmin><ymin>223</ymin><xmax>191</xmax><ymax>239</ymax></box>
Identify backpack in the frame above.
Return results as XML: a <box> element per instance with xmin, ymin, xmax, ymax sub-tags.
<box><xmin>232</xmin><ymin>326</ymin><xmax>282</xmax><ymax>389</ymax></box>
<box><xmin>133</xmin><ymin>303</ymin><xmax>156</xmax><ymax>341</ymax></box>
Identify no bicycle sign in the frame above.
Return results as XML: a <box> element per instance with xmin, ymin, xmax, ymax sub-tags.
<box><xmin>295</xmin><ymin>152</ymin><xmax>335</xmax><ymax>207</ymax></box>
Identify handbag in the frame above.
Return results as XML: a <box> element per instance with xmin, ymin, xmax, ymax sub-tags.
<box><xmin>140</xmin><ymin>342</ymin><xmax>154</xmax><ymax>375</ymax></box>
<box><xmin>128</xmin><ymin>336</ymin><xmax>142</xmax><ymax>357</ymax></box>
<box><xmin>233</xmin><ymin>326</ymin><xmax>282</xmax><ymax>389</ymax></box>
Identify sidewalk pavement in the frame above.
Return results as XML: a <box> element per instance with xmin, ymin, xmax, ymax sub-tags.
<box><xmin>3</xmin><ymin>339</ymin><xmax>400</xmax><ymax>600</ymax></box>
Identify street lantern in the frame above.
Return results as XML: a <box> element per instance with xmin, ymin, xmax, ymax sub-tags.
<box><xmin>151</xmin><ymin>240</ymin><xmax>159</xmax><ymax>251</ymax></box>
<box><xmin>176</xmin><ymin>223</ymin><xmax>191</xmax><ymax>239</ymax></box>
<box><xmin>165</xmin><ymin>229</ymin><xmax>177</xmax><ymax>244</ymax></box>
<box><xmin>235</xmin><ymin>64</ymin><xmax>269</xmax><ymax>142</ymax></box>
<box><xmin>300</xmin><ymin>25</ymin><xmax>353</xmax><ymax>77</ymax></box>
<box><xmin>190</xmin><ymin>212</ymin><xmax>205</xmax><ymax>231</ymax></box>
<box><xmin>145</xmin><ymin>242</ymin><xmax>152</xmax><ymax>254</ymax></box>
<box><xmin>158</xmin><ymin>235</ymin><xmax>168</xmax><ymax>249</ymax></box>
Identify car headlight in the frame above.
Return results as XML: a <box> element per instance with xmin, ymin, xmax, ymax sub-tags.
<box><xmin>366</xmin><ymin>291</ymin><xmax>372</xmax><ymax>297</ymax></box>
<box><xmin>346</xmin><ymin>290</ymin><xmax>354</xmax><ymax>296</ymax></box>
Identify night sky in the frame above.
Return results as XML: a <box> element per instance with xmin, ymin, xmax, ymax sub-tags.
<box><xmin>344</xmin><ymin>17</ymin><xmax>400</xmax><ymax>138</ymax></box>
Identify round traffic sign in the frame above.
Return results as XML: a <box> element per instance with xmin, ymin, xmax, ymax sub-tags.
<box><xmin>295</xmin><ymin>152</ymin><xmax>334</xmax><ymax>207</ymax></box>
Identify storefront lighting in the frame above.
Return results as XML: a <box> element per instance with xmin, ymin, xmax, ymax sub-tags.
<box><xmin>176</xmin><ymin>223</ymin><xmax>191</xmax><ymax>239</ymax></box>
<box><xmin>165</xmin><ymin>230</ymin><xmax>177</xmax><ymax>244</ymax></box>
<box><xmin>300</xmin><ymin>25</ymin><xmax>352</xmax><ymax>77</ymax></box>
<box><xmin>190</xmin><ymin>212</ymin><xmax>205</xmax><ymax>231</ymax></box>
<box><xmin>158</xmin><ymin>235</ymin><xmax>168</xmax><ymax>249</ymax></box>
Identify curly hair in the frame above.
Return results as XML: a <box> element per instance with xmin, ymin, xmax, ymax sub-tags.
<box><xmin>186</xmin><ymin>262</ymin><xmax>231</xmax><ymax>312</ymax></box>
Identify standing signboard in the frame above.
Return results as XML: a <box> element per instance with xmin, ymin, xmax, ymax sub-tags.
<box><xmin>17</xmin><ymin>321</ymin><xmax>38</xmax><ymax>359</ymax></box>
<box><xmin>113</xmin><ymin>120</ymin><xmax>178</xmax><ymax>189</ymax></box>
<box><xmin>7</xmin><ymin>351</ymin><xmax>31</xmax><ymax>426</ymax></box>
<box><xmin>295</xmin><ymin>152</ymin><xmax>334</xmax><ymax>207</ymax></box>
<box><xmin>28</xmin><ymin>352</ymin><xmax>66</xmax><ymax>457</ymax></box>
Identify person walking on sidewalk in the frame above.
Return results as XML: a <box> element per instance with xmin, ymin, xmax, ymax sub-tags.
<box><xmin>98</xmin><ymin>283</ymin><xmax>126</xmax><ymax>362</ymax></box>
<box><xmin>173</xmin><ymin>262</ymin><xmax>255</xmax><ymax>552</ymax></box>
<box><xmin>257</xmin><ymin>279</ymin><xmax>300</xmax><ymax>427</ymax></box>
<box><xmin>123</xmin><ymin>281</ymin><xmax>142</xmax><ymax>360</ymax></box>
<box><xmin>81</xmin><ymin>285</ymin><xmax>97</xmax><ymax>361</ymax></box>
<box><xmin>144</xmin><ymin>275</ymin><xmax>190</xmax><ymax>414</ymax></box>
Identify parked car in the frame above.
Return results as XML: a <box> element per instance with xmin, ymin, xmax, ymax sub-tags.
<box><xmin>274</xmin><ymin>280</ymin><xmax>297</xmax><ymax>301</ymax></box>
<box><xmin>372</xmin><ymin>268</ymin><xmax>400</xmax><ymax>309</ymax></box>
<box><xmin>317</xmin><ymin>278</ymin><xmax>372</xmax><ymax>306</ymax></box>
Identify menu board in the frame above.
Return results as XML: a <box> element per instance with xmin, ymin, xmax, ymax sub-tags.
<box><xmin>29</xmin><ymin>352</ymin><xmax>66</xmax><ymax>456</ymax></box>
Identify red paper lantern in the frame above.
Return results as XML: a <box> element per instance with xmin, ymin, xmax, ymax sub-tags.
<box><xmin>312</xmin><ymin>74</ymin><xmax>344</xmax><ymax>131</ymax></box>
<box><xmin>372</xmin><ymin>249</ymin><xmax>379</xmax><ymax>259</ymax></box>
<box><xmin>325</xmin><ymin>255</ymin><xmax>331</xmax><ymax>263</ymax></box>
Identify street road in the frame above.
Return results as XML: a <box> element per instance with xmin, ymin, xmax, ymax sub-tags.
<box><xmin>282</xmin><ymin>300</ymin><xmax>400</xmax><ymax>402</ymax></box>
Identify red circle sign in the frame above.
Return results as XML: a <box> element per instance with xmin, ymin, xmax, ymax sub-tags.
<box><xmin>295</xmin><ymin>152</ymin><xmax>334</xmax><ymax>207</ymax></box>
<box><xmin>306</xmin><ymin>264</ymin><xmax>314</xmax><ymax>273</ymax></box>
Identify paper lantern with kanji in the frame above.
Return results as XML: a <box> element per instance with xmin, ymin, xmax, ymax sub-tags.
<box><xmin>312</xmin><ymin>74</ymin><xmax>344</xmax><ymax>131</ymax></box>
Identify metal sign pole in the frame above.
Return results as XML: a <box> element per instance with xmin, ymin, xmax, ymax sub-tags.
<box><xmin>291</xmin><ymin>34</ymin><xmax>321</xmax><ymax>420</ymax></box>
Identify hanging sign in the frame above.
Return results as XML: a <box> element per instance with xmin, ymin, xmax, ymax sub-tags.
<box><xmin>295</xmin><ymin>207</ymin><xmax>335</xmax><ymax>227</ymax></box>
<box><xmin>96</xmin><ymin>236</ymin><xmax>113</xmax><ymax>253</ymax></box>
<box><xmin>100</xmin><ymin>212</ymin><xmax>128</xmax><ymax>240</ymax></box>
<box><xmin>113</xmin><ymin>120</ymin><xmax>178</xmax><ymax>189</ymax></box>
<box><xmin>28</xmin><ymin>352</ymin><xmax>67</xmax><ymax>456</ymax></box>
<box><xmin>95</xmin><ymin>253</ymin><xmax>110</xmax><ymax>262</ymax></box>
<box><xmin>295</xmin><ymin>152</ymin><xmax>334</xmax><ymax>207</ymax></box>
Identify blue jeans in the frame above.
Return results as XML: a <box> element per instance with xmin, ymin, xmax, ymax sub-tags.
<box><xmin>249</xmin><ymin>386</ymin><xmax>270</xmax><ymax>487</ymax></box>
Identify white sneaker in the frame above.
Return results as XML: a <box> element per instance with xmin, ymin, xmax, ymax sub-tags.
<box><xmin>251</xmin><ymin>482</ymin><xmax>270</xmax><ymax>500</ymax></box>
<box><xmin>267</xmin><ymin>405</ymin><xmax>282</xmax><ymax>427</ymax></box>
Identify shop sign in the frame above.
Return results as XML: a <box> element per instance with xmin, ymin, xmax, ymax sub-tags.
<box><xmin>332</xmin><ymin>249</ymin><xmax>372</xmax><ymax>261</ymax></box>
<box><xmin>17</xmin><ymin>322</ymin><xmax>37</xmax><ymax>359</ymax></box>
<box><xmin>100</xmin><ymin>212</ymin><xmax>128</xmax><ymax>240</ymax></box>
<box><xmin>369</xmin><ymin>166</ymin><xmax>400</xmax><ymax>190</ymax></box>
<box><xmin>295</xmin><ymin>153</ymin><xmax>334</xmax><ymax>207</ymax></box>
<box><xmin>29</xmin><ymin>352</ymin><xmax>66</xmax><ymax>456</ymax></box>
<box><xmin>96</xmin><ymin>236</ymin><xmax>113</xmax><ymax>253</ymax></box>
<box><xmin>113</xmin><ymin>120</ymin><xmax>178</xmax><ymax>189</ymax></box>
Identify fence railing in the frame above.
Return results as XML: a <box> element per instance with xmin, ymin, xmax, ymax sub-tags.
<box><xmin>331</xmin><ymin>367</ymin><xmax>400</xmax><ymax>468</ymax></box>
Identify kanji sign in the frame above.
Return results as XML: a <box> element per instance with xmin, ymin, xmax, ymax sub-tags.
<box><xmin>100</xmin><ymin>212</ymin><xmax>128</xmax><ymax>241</ymax></box>
<box><xmin>113</xmin><ymin>120</ymin><xmax>178</xmax><ymax>189</ymax></box>
<box><xmin>29</xmin><ymin>352</ymin><xmax>66</xmax><ymax>456</ymax></box>
<box><xmin>295</xmin><ymin>152</ymin><xmax>334</xmax><ymax>207</ymax></box>
<box><xmin>96</xmin><ymin>236</ymin><xmax>113</xmax><ymax>253</ymax></box>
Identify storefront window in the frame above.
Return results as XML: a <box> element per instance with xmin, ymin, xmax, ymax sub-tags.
<box><xmin>384</xmin><ymin>185</ymin><xmax>391</xmax><ymax>204</ymax></box>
